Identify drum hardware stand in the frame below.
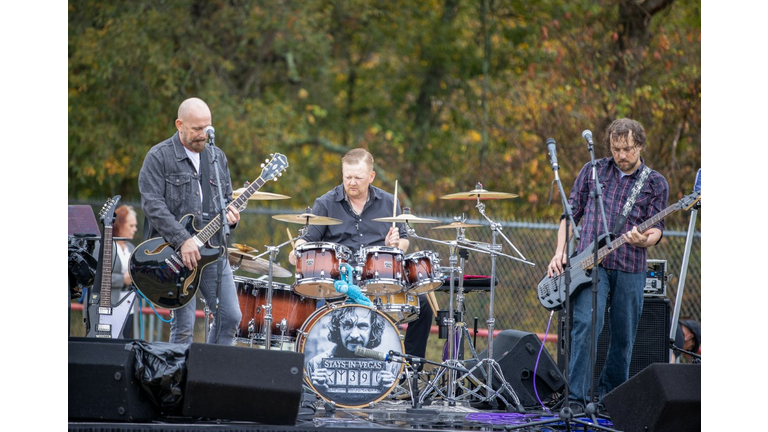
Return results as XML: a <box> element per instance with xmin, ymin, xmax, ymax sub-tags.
<box><xmin>405</xmin><ymin>221</ymin><xmax>521</xmax><ymax>410</ymax></box>
<box><xmin>467</xmin><ymin>186</ymin><xmax>534</xmax><ymax>411</ymax></box>
<box><xmin>253</xmin><ymin>235</ymin><xmax>297</xmax><ymax>350</ymax></box>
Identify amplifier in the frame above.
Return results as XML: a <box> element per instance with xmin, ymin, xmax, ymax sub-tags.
<box><xmin>645</xmin><ymin>259</ymin><xmax>666</xmax><ymax>297</ymax></box>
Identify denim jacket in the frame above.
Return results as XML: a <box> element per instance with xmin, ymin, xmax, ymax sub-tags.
<box><xmin>138</xmin><ymin>131</ymin><xmax>236</xmax><ymax>249</ymax></box>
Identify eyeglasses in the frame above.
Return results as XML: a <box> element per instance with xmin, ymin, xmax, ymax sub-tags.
<box><xmin>610</xmin><ymin>145</ymin><xmax>638</xmax><ymax>155</ymax></box>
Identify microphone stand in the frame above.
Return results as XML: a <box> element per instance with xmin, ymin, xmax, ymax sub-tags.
<box><xmin>208</xmin><ymin>135</ymin><xmax>231</xmax><ymax>344</ymax></box>
<box><xmin>585</xmin><ymin>138</ymin><xmax>612</xmax><ymax>419</ymax></box>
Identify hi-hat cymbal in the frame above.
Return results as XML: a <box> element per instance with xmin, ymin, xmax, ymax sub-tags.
<box><xmin>232</xmin><ymin>188</ymin><xmax>291</xmax><ymax>200</ymax></box>
<box><xmin>432</xmin><ymin>221</ymin><xmax>483</xmax><ymax>230</ymax></box>
<box><xmin>372</xmin><ymin>214</ymin><xmax>441</xmax><ymax>224</ymax></box>
<box><xmin>228</xmin><ymin>254</ymin><xmax>292</xmax><ymax>278</ymax></box>
<box><xmin>440</xmin><ymin>188</ymin><xmax>518</xmax><ymax>200</ymax></box>
<box><xmin>272</xmin><ymin>213</ymin><xmax>343</xmax><ymax>225</ymax></box>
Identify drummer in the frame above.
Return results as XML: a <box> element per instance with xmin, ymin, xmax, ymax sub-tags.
<box><xmin>288</xmin><ymin>148</ymin><xmax>434</xmax><ymax>361</ymax></box>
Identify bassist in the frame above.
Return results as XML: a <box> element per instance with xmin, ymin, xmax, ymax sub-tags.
<box><xmin>546</xmin><ymin>118</ymin><xmax>669</xmax><ymax>410</ymax></box>
<box><xmin>137</xmin><ymin>97</ymin><xmax>242</xmax><ymax>345</ymax></box>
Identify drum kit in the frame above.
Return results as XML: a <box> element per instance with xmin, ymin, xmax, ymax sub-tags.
<box><xmin>220</xmin><ymin>183</ymin><xmax>535</xmax><ymax>410</ymax></box>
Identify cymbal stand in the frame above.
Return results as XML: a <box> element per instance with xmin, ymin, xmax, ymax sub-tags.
<box><xmin>404</xmin><ymin>223</ymin><xmax>515</xmax><ymax>408</ymax></box>
<box><xmin>253</xmin><ymin>229</ymin><xmax>303</xmax><ymax>350</ymax></box>
<box><xmin>469</xmin><ymin>187</ymin><xmax>535</xmax><ymax>409</ymax></box>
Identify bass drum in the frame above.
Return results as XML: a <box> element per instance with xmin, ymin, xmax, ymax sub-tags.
<box><xmin>296</xmin><ymin>303</ymin><xmax>404</xmax><ymax>408</ymax></box>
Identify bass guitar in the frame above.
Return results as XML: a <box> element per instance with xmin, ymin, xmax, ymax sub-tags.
<box><xmin>537</xmin><ymin>190</ymin><xmax>700</xmax><ymax>311</ymax></box>
<box><xmin>85</xmin><ymin>195</ymin><xmax>137</xmax><ymax>338</ymax></box>
<box><xmin>130</xmin><ymin>153</ymin><xmax>289</xmax><ymax>309</ymax></box>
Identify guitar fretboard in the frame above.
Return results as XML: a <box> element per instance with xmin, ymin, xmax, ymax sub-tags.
<box><xmin>580</xmin><ymin>202</ymin><xmax>681</xmax><ymax>270</ymax></box>
<box><xmin>99</xmin><ymin>226</ymin><xmax>114</xmax><ymax>308</ymax></box>
<box><xmin>194</xmin><ymin>177</ymin><xmax>267</xmax><ymax>245</ymax></box>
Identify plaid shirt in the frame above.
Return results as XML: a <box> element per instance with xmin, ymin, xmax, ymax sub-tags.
<box><xmin>565</xmin><ymin>157</ymin><xmax>669</xmax><ymax>273</ymax></box>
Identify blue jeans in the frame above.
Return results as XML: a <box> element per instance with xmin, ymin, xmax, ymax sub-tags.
<box><xmin>169</xmin><ymin>258</ymin><xmax>242</xmax><ymax>345</ymax></box>
<box><xmin>567</xmin><ymin>266</ymin><xmax>644</xmax><ymax>404</ymax></box>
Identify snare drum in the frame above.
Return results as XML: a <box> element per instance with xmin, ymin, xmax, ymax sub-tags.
<box><xmin>296</xmin><ymin>304</ymin><xmax>404</xmax><ymax>408</ymax></box>
<box><xmin>359</xmin><ymin>246</ymin><xmax>405</xmax><ymax>295</ymax></box>
<box><xmin>235</xmin><ymin>276</ymin><xmax>315</xmax><ymax>348</ymax></box>
<box><xmin>367</xmin><ymin>292</ymin><xmax>420</xmax><ymax>323</ymax></box>
<box><xmin>293</xmin><ymin>242</ymin><xmax>352</xmax><ymax>299</ymax></box>
<box><xmin>404</xmin><ymin>250</ymin><xmax>444</xmax><ymax>294</ymax></box>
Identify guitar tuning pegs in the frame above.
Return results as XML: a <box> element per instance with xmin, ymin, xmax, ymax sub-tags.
<box><xmin>260</xmin><ymin>163</ymin><xmax>265</xmax><ymax>168</ymax></box>
<box><xmin>265</xmin><ymin>158</ymin><xmax>270</xmax><ymax>163</ymax></box>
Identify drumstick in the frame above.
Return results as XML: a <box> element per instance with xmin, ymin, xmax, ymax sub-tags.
<box><xmin>286</xmin><ymin>227</ymin><xmax>296</xmax><ymax>249</ymax></box>
<box><xmin>392</xmin><ymin>180</ymin><xmax>398</xmax><ymax>228</ymax></box>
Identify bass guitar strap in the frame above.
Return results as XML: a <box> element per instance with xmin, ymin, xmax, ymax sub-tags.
<box><xmin>612</xmin><ymin>166</ymin><xmax>652</xmax><ymax>237</ymax></box>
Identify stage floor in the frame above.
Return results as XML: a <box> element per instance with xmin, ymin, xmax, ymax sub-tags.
<box><xmin>69</xmin><ymin>385</ymin><xmax>617</xmax><ymax>432</ymax></box>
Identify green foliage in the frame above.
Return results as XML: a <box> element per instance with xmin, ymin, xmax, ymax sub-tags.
<box><xmin>69</xmin><ymin>0</ymin><xmax>700</xmax><ymax>227</ymax></box>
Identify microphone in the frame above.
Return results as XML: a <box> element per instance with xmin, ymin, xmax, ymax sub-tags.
<box><xmin>205</xmin><ymin>126</ymin><xmax>215</xmax><ymax>144</ymax></box>
<box><xmin>582</xmin><ymin>129</ymin><xmax>594</xmax><ymax>147</ymax></box>
<box><xmin>546</xmin><ymin>138</ymin><xmax>559</xmax><ymax>171</ymax></box>
<box><xmin>354</xmin><ymin>347</ymin><xmax>391</xmax><ymax>362</ymax></box>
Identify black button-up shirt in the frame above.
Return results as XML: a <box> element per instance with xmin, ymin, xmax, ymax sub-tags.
<box><xmin>300</xmin><ymin>184</ymin><xmax>407</xmax><ymax>265</ymax></box>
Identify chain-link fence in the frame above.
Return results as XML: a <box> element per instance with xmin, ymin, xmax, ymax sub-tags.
<box><xmin>69</xmin><ymin>200</ymin><xmax>701</xmax><ymax>343</ymax></box>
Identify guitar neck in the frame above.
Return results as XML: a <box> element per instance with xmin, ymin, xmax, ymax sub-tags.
<box><xmin>194</xmin><ymin>177</ymin><xmax>266</xmax><ymax>244</ymax></box>
<box><xmin>581</xmin><ymin>202</ymin><xmax>680</xmax><ymax>270</ymax></box>
<box><xmin>99</xmin><ymin>226</ymin><xmax>114</xmax><ymax>308</ymax></box>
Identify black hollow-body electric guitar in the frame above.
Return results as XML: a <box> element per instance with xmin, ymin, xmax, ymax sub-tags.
<box><xmin>537</xmin><ymin>191</ymin><xmax>700</xmax><ymax>311</ymax></box>
<box><xmin>130</xmin><ymin>153</ymin><xmax>288</xmax><ymax>309</ymax></box>
<box><xmin>86</xmin><ymin>195</ymin><xmax>137</xmax><ymax>338</ymax></box>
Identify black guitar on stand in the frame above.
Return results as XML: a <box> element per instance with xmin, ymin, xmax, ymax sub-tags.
<box><xmin>130</xmin><ymin>153</ymin><xmax>288</xmax><ymax>310</ymax></box>
<box><xmin>85</xmin><ymin>195</ymin><xmax>137</xmax><ymax>338</ymax></box>
<box><xmin>538</xmin><ymin>190</ymin><xmax>701</xmax><ymax>311</ymax></box>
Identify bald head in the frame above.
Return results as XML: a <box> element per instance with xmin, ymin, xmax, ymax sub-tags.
<box><xmin>175</xmin><ymin>98</ymin><xmax>212</xmax><ymax>153</ymax></box>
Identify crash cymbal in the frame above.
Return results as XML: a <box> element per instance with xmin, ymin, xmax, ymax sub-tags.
<box><xmin>432</xmin><ymin>221</ymin><xmax>483</xmax><ymax>230</ymax></box>
<box><xmin>229</xmin><ymin>243</ymin><xmax>258</xmax><ymax>255</ymax></box>
<box><xmin>272</xmin><ymin>213</ymin><xmax>343</xmax><ymax>225</ymax></box>
<box><xmin>228</xmin><ymin>254</ymin><xmax>292</xmax><ymax>278</ymax></box>
<box><xmin>372</xmin><ymin>214</ymin><xmax>441</xmax><ymax>224</ymax></box>
<box><xmin>440</xmin><ymin>188</ymin><xmax>518</xmax><ymax>200</ymax></box>
<box><xmin>232</xmin><ymin>188</ymin><xmax>291</xmax><ymax>200</ymax></box>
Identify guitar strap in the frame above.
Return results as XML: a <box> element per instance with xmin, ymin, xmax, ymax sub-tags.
<box><xmin>612</xmin><ymin>166</ymin><xmax>652</xmax><ymax>236</ymax></box>
<box><xmin>200</xmin><ymin>147</ymin><xmax>212</xmax><ymax>223</ymax></box>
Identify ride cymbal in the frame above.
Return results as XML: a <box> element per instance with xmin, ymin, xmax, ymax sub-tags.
<box><xmin>232</xmin><ymin>188</ymin><xmax>291</xmax><ymax>200</ymax></box>
<box><xmin>371</xmin><ymin>214</ymin><xmax>441</xmax><ymax>224</ymax></box>
<box><xmin>272</xmin><ymin>213</ymin><xmax>343</xmax><ymax>225</ymax></box>
<box><xmin>440</xmin><ymin>188</ymin><xmax>518</xmax><ymax>200</ymax></box>
<box><xmin>228</xmin><ymin>254</ymin><xmax>292</xmax><ymax>278</ymax></box>
<box><xmin>432</xmin><ymin>221</ymin><xmax>483</xmax><ymax>230</ymax></box>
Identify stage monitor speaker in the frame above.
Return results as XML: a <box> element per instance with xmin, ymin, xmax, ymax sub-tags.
<box><xmin>558</xmin><ymin>296</ymin><xmax>670</xmax><ymax>391</ymax></box>
<box><xmin>68</xmin><ymin>338</ymin><xmax>160</xmax><ymax>422</ymax></box>
<box><xmin>467</xmin><ymin>329</ymin><xmax>565</xmax><ymax>408</ymax></box>
<box><xmin>182</xmin><ymin>343</ymin><xmax>304</xmax><ymax>424</ymax></box>
<box><xmin>603</xmin><ymin>363</ymin><xmax>701</xmax><ymax>432</ymax></box>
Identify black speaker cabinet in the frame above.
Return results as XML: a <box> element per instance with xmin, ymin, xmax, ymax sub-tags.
<box><xmin>467</xmin><ymin>329</ymin><xmax>565</xmax><ymax>408</ymax></box>
<box><xmin>603</xmin><ymin>363</ymin><xmax>701</xmax><ymax>432</ymax></box>
<box><xmin>182</xmin><ymin>343</ymin><xmax>304</xmax><ymax>424</ymax></box>
<box><xmin>68</xmin><ymin>338</ymin><xmax>160</xmax><ymax>422</ymax></box>
<box><xmin>558</xmin><ymin>296</ymin><xmax>670</xmax><ymax>391</ymax></box>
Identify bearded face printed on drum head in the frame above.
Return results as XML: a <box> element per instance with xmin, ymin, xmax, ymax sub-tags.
<box><xmin>328</xmin><ymin>307</ymin><xmax>385</xmax><ymax>355</ymax></box>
